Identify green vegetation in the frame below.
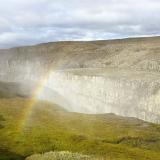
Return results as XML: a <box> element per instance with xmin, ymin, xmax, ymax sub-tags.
<box><xmin>0</xmin><ymin>82</ymin><xmax>24</xmax><ymax>98</ymax></box>
<box><xmin>26</xmin><ymin>151</ymin><xmax>97</xmax><ymax>160</ymax></box>
<box><xmin>0</xmin><ymin>97</ymin><xmax>160</xmax><ymax>160</ymax></box>
<box><xmin>0</xmin><ymin>114</ymin><xmax>5</xmax><ymax>129</ymax></box>
<box><xmin>0</xmin><ymin>149</ymin><xmax>24</xmax><ymax>160</ymax></box>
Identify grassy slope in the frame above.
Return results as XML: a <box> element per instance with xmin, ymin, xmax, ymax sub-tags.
<box><xmin>0</xmin><ymin>98</ymin><xmax>160</xmax><ymax>160</ymax></box>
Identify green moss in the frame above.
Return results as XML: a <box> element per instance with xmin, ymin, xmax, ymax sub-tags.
<box><xmin>0</xmin><ymin>98</ymin><xmax>160</xmax><ymax>160</ymax></box>
<box><xmin>0</xmin><ymin>149</ymin><xmax>24</xmax><ymax>160</ymax></box>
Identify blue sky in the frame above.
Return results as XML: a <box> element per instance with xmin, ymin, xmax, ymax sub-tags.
<box><xmin>0</xmin><ymin>0</ymin><xmax>160</xmax><ymax>48</ymax></box>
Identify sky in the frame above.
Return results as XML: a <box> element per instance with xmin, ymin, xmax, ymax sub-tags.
<box><xmin>0</xmin><ymin>0</ymin><xmax>160</xmax><ymax>48</ymax></box>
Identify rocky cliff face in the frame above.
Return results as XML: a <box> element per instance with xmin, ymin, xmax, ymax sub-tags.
<box><xmin>0</xmin><ymin>36</ymin><xmax>160</xmax><ymax>123</ymax></box>
<box><xmin>40</xmin><ymin>69</ymin><xmax>160</xmax><ymax>123</ymax></box>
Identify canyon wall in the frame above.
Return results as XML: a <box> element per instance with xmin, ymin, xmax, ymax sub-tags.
<box><xmin>0</xmin><ymin>37</ymin><xmax>160</xmax><ymax>123</ymax></box>
<box><xmin>40</xmin><ymin>69</ymin><xmax>160</xmax><ymax>123</ymax></box>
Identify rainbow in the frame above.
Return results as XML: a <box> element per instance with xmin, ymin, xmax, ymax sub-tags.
<box><xmin>17</xmin><ymin>63</ymin><xmax>59</xmax><ymax>132</ymax></box>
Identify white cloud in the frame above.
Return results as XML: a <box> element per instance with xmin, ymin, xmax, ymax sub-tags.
<box><xmin>0</xmin><ymin>0</ymin><xmax>160</xmax><ymax>48</ymax></box>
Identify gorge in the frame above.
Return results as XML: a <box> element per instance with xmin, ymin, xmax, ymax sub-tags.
<box><xmin>0</xmin><ymin>36</ymin><xmax>160</xmax><ymax>123</ymax></box>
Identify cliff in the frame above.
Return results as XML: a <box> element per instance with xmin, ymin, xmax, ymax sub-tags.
<box><xmin>0</xmin><ymin>36</ymin><xmax>160</xmax><ymax>123</ymax></box>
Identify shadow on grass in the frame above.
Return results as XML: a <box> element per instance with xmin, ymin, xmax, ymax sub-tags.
<box><xmin>0</xmin><ymin>149</ymin><xmax>25</xmax><ymax>160</ymax></box>
<box><xmin>0</xmin><ymin>115</ymin><xmax>5</xmax><ymax>129</ymax></box>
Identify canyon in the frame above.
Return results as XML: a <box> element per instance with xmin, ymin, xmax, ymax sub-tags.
<box><xmin>0</xmin><ymin>36</ymin><xmax>160</xmax><ymax>123</ymax></box>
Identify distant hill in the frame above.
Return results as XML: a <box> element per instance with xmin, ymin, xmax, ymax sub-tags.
<box><xmin>1</xmin><ymin>36</ymin><xmax>160</xmax><ymax>72</ymax></box>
